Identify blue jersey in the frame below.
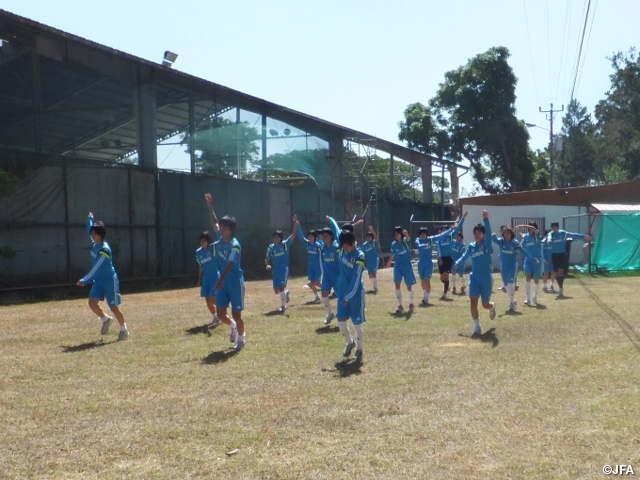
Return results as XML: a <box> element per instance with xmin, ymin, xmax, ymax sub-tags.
<box><xmin>196</xmin><ymin>244</ymin><xmax>219</xmax><ymax>282</ymax></box>
<box><xmin>297</xmin><ymin>225</ymin><xmax>321</xmax><ymax>267</ymax></box>
<box><xmin>81</xmin><ymin>217</ymin><xmax>117</xmax><ymax>284</ymax></box>
<box><xmin>521</xmin><ymin>232</ymin><xmax>543</xmax><ymax>260</ymax></box>
<box><xmin>415</xmin><ymin>227</ymin><xmax>456</xmax><ymax>264</ymax></box>
<box><xmin>215</xmin><ymin>237</ymin><xmax>243</xmax><ymax>280</ymax></box>
<box><xmin>320</xmin><ymin>240</ymin><xmax>341</xmax><ymax>278</ymax></box>
<box><xmin>266</xmin><ymin>236</ymin><xmax>293</xmax><ymax>272</ymax></box>
<box><xmin>436</xmin><ymin>218</ymin><xmax>466</xmax><ymax>257</ymax></box>
<box><xmin>362</xmin><ymin>240</ymin><xmax>378</xmax><ymax>269</ymax></box>
<box><xmin>451</xmin><ymin>240</ymin><xmax>466</xmax><ymax>262</ymax></box>
<box><xmin>491</xmin><ymin>235</ymin><xmax>531</xmax><ymax>270</ymax></box>
<box><xmin>542</xmin><ymin>238</ymin><xmax>553</xmax><ymax>260</ymax></box>
<box><xmin>390</xmin><ymin>237</ymin><xmax>412</xmax><ymax>269</ymax></box>
<box><xmin>455</xmin><ymin>218</ymin><xmax>493</xmax><ymax>275</ymax></box>
<box><xmin>548</xmin><ymin>229</ymin><xmax>586</xmax><ymax>254</ymax></box>
<box><xmin>338</xmin><ymin>247</ymin><xmax>366</xmax><ymax>302</ymax></box>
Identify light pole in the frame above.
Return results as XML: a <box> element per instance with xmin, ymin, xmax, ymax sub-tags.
<box><xmin>525</xmin><ymin>122</ymin><xmax>555</xmax><ymax>188</ymax></box>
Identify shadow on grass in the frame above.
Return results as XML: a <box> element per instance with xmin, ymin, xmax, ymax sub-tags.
<box><xmin>418</xmin><ymin>302</ymin><xmax>431</xmax><ymax>308</ymax></box>
<box><xmin>389</xmin><ymin>310</ymin><xmax>414</xmax><ymax>320</ymax></box>
<box><xmin>502</xmin><ymin>310</ymin><xmax>523</xmax><ymax>317</ymax></box>
<box><xmin>315</xmin><ymin>325</ymin><xmax>340</xmax><ymax>334</ymax></box>
<box><xmin>185</xmin><ymin>324</ymin><xmax>215</xmax><ymax>336</ymax></box>
<box><xmin>578</xmin><ymin>277</ymin><xmax>640</xmax><ymax>355</ymax></box>
<box><xmin>555</xmin><ymin>295</ymin><xmax>573</xmax><ymax>300</ymax></box>
<box><xmin>439</xmin><ymin>297</ymin><xmax>454</xmax><ymax>303</ymax></box>
<box><xmin>365</xmin><ymin>290</ymin><xmax>378</xmax><ymax>295</ymax></box>
<box><xmin>202</xmin><ymin>348</ymin><xmax>239</xmax><ymax>365</ymax></box>
<box><xmin>264</xmin><ymin>309</ymin><xmax>287</xmax><ymax>317</ymax></box>
<box><xmin>61</xmin><ymin>339</ymin><xmax>113</xmax><ymax>352</ymax></box>
<box><xmin>303</xmin><ymin>300</ymin><xmax>322</xmax><ymax>305</ymax></box>
<box><xmin>324</xmin><ymin>359</ymin><xmax>362</xmax><ymax>378</ymax></box>
<box><xmin>459</xmin><ymin>327</ymin><xmax>499</xmax><ymax>348</ymax></box>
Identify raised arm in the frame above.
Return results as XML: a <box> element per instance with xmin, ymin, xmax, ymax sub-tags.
<box><xmin>204</xmin><ymin>193</ymin><xmax>219</xmax><ymax>233</ymax></box>
<box><xmin>326</xmin><ymin>215</ymin><xmax>340</xmax><ymax>239</ymax></box>
<box><xmin>368</xmin><ymin>225</ymin><xmax>377</xmax><ymax>240</ymax></box>
<box><xmin>566</xmin><ymin>231</ymin><xmax>591</xmax><ymax>242</ymax></box>
<box><xmin>452</xmin><ymin>211</ymin><xmax>468</xmax><ymax>236</ymax></box>
<box><xmin>291</xmin><ymin>215</ymin><xmax>299</xmax><ymax>242</ymax></box>
<box><xmin>86</xmin><ymin>212</ymin><xmax>94</xmax><ymax>243</ymax></box>
<box><xmin>453</xmin><ymin>246</ymin><xmax>471</xmax><ymax>271</ymax></box>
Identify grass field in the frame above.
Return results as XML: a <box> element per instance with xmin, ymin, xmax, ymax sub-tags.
<box><xmin>2</xmin><ymin>269</ymin><xmax>640</xmax><ymax>479</ymax></box>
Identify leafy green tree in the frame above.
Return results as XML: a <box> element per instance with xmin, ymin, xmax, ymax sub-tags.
<box><xmin>556</xmin><ymin>99</ymin><xmax>598</xmax><ymax>187</ymax></box>
<box><xmin>182</xmin><ymin>118</ymin><xmax>260</xmax><ymax>176</ymax></box>
<box><xmin>530</xmin><ymin>148</ymin><xmax>550</xmax><ymax>190</ymax></box>
<box><xmin>399</xmin><ymin>47</ymin><xmax>534</xmax><ymax>194</ymax></box>
<box><xmin>594</xmin><ymin>49</ymin><xmax>640</xmax><ymax>181</ymax></box>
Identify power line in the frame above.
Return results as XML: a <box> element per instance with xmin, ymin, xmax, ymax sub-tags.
<box><xmin>573</xmin><ymin>0</ymin><xmax>599</xmax><ymax>101</ymax></box>
<box><xmin>554</xmin><ymin>0</ymin><xmax>573</xmax><ymax>104</ymax></box>
<box><xmin>569</xmin><ymin>0</ymin><xmax>592</xmax><ymax>102</ymax></box>
<box><xmin>546</xmin><ymin>0</ymin><xmax>553</xmax><ymax>101</ymax></box>
<box><xmin>522</xmin><ymin>0</ymin><xmax>540</xmax><ymax>106</ymax></box>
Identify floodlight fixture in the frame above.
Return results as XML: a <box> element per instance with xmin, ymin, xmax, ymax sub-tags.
<box><xmin>164</xmin><ymin>51</ymin><xmax>178</xmax><ymax>63</ymax></box>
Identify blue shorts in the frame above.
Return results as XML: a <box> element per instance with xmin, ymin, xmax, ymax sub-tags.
<box><xmin>321</xmin><ymin>272</ymin><xmax>339</xmax><ymax>293</ymax></box>
<box><xmin>500</xmin><ymin>267</ymin><xmax>517</xmax><ymax>285</ymax></box>
<box><xmin>308</xmin><ymin>263</ymin><xmax>322</xmax><ymax>282</ymax></box>
<box><xmin>272</xmin><ymin>267</ymin><xmax>288</xmax><ymax>290</ymax></box>
<box><xmin>216</xmin><ymin>277</ymin><xmax>245</xmax><ymax>312</ymax></box>
<box><xmin>523</xmin><ymin>259</ymin><xmax>542</xmax><ymax>278</ymax></box>
<box><xmin>366</xmin><ymin>261</ymin><xmax>378</xmax><ymax>277</ymax></box>
<box><xmin>469</xmin><ymin>272</ymin><xmax>492</xmax><ymax>302</ymax></box>
<box><xmin>393</xmin><ymin>263</ymin><xmax>417</xmax><ymax>286</ymax></box>
<box><xmin>89</xmin><ymin>275</ymin><xmax>121</xmax><ymax>308</ymax></box>
<box><xmin>543</xmin><ymin>259</ymin><xmax>553</xmax><ymax>274</ymax></box>
<box><xmin>337</xmin><ymin>288</ymin><xmax>366</xmax><ymax>325</ymax></box>
<box><xmin>200</xmin><ymin>280</ymin><xmax>217</xmax><ymax>298</ymax></box>
<box><xmin>418</xmin><ymin>259</ymin><xmax>433</xmax><ymax>280</ymax></box>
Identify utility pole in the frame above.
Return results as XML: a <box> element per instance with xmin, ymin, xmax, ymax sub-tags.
<box><xmin>539</xmin><ymin>103</ymin><xmax>564</xmax><ymax>188</ymax></box>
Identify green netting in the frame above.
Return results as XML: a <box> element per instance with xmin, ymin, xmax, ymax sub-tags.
<box><xmin>591</xmin><ymin>214</ymin><xmax>640</xmax><ymax>272</ymax></box>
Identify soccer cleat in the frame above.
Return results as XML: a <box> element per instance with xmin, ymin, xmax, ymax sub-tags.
<box><xmin>460</xmin><ymin>286</ymin><xmax>466</xmax><ymax>295</ymax></box>
<box><xmin>343</xmin><ymin>340</ymin><xmax>356</xmax><ymax>358</ymax></box>
<box><xmin>278</xmin><ymin>306</ymin><xmax>286</xmax><ymax>313</ymax></box>
<box><xmin>100</xmin><ymin>316</ymin><xmax>113</xmax><ymax>335</ymax></box>
<box><xmin>353</xmin><ymin>349</ymin><xmax>363</xmax><ymax>363</ymax></box>
<box><xmin>452</xmin><ymin>287</ymin><xmax>457</xmax><ymax>294</ymax></box>
<box><xmin>542</xmin><ymin>286</ymin><xmax>549</xmax><ymax>293</ymax></box>
<box><xmin>313</xmin><ymin>296</ymin><xmax>321</xmax><ymax>304</ymax></box>
<box><xmin>489</xmin><ymin>306</ymin><xmax>496</xmax><ymax>320</ymax></box>
<box><xmin>440</xmin><ymin>293</ymin><xmax>447</xmax><ymax>300</ymax></box>
<box><xmin>472</xmin><ymin>327</ymin><xmax>482</xmax><ymax>337</ymax></box>
<box><xmin>396</xmin><ymin>305</ymin><xmax>404</xmax><ymax>314</ymax></box>
<box><xmin>373</xmin><ymin>288</ymin><xmax>378</xmax><ymax>294</ymax></box>
<box><xmin>117</xmin><ymin>329</ymin><xmax>129</xmax><ymax>342</ymax></box>
<box><xmin>524</xmin><ymin>297</ymin><xmax>531</xmax><ymax>305</ymax></box>
<box><xmin>515</xmin><ymin>284</ymin><xmax>520</xmax><ymax>291</ymax></box>
<box><xmin>285</xmin><ymin>290</ymin><xmax>290</xmax><ymax>304</ymax></box>
<box><xmin>421</xmin><ymin>299</ymin><xmax>429</xmax><ymax>306</ymax></box>
<box><xmin>509</xmin><ymin>302</ymin><xmax>516</xmax><ymax>311</ymax></box>
<box><xmin>500</xmin><ymin>286</ymin><xmax>507</xmax><ymax>292</ymax></box>
<box><xmin>234</xmin><ymin>337</ymin><xmax>245</xmax><ymax>351</ymax></box>
<box><xmin>324</xmin><ymin>312</ymin><xmax>335</xmax><ymax>325</ymax></box>
<box><xmin>408</xmin><ymin>303</ymin><xmax>415</xmax><ymax>311</ymax></box>
<box><xmin>208</xmin><ymin>316</ymin><xmax>221</xmax><ymax>327</ymax></box>
<box><xmin>532</xmin><ymin>295</ymin><xmax>538</xmax><ymax>304</ymax></box>
<box><xmin>230</xmin><ymin>327</ymin><xmax>238</xmax><ymax>344</ymax></box>
<box><xmin>558</xmin><ymin>288</ymin><xmax>564</xmax><ymax>298</ymax></box>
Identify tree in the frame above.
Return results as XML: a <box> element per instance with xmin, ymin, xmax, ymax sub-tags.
<box><xmin>399</xmin><ymin>47</ymin><xmax>534</xmax><ymax>194</ymax></box>
<box><xmin>594</xmin><ymin>49</ymin><xmax>640</xmax><ymax>181</ymax></box>
<box><xmin>530</xmin><ymin>149</ymin><xmax>550</xmax><ymax>190</ymax></box>
<box><xmin>182</xmin><ymin>117</ymin><xmax>260</xmax><ymax>177</ymax></box>
<box><xmin>556</xmin><ymin>99</ymin><xmax>598</xmax><ymax>187</ymax></box>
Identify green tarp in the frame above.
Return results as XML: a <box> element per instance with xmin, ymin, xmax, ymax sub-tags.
<box><xmin>591</xmin><ymin>213</ymin><xmax>640</xmax><ymax>272</ymax></box>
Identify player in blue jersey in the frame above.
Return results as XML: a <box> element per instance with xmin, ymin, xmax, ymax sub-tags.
<box><xmin>414</xmin><ymin>223</ymin><xmax>460</xmax><ymax>305</ymax></box>
<box><xmin>386</xmin><ymin>226</ymin><xmax>416</xmax><ymax>313</ymax></box>
<box><xmin>435</xmin><ymin>212</ymin><xmax>468</xmax><ymax>299</ymax></box>
<box><xmin>215</xmin><ymin>215</ymin><xmax>246</xmax><ymax>350</ymax></box>
<box><xmin>336</xmin><ymin>230</ymin><xmax>366</xmax><ymax>363</ymax></box>
<box><xmin>453</xmin><ymin>210</ymin><xmax>496</xmax><ymax>337</ymax></box>
<box><xmin>318</xmin><ymin>216</ymin><xmax>342</xmax><ymax>325</ymax></box>
<box><xmin>198</xmin><ymin>194</ymin><xmax>221</xmax><ymax>327</ymax></box>
<box><xmin>76</xmin><ymin>212</ymin><xmax>129</xmax><ymax>341</ymax></box>
<box><xmin>293</xmin><ymin>215</ymin><xmax>322</xmax><ymax>303</ymax></box>
<box><xmin>491</xmin><ymin>226</ymin><xmax>538</xmax><ymax>311</ymax></box>
<box><xmin>541</xmin><ymin>230</ymin><xmax>555</xmax><ymax>292</ymax></box>
<box><xmin>516</xmin><ymin>222</ymin><xmax>543</xmax><ymax>305</ymax></box>
<box><xmin>265</xmin><ymin>220</ymin><xmax>298</xmax><ymax>313</ymax></box>
<box><xmin>547</xmin><ymin>222</ymin><xmax>591</xmax><ymax>297</ymax></box>
<box><xmin>362</xmin><ymin>225</ymin><xmax>379</xmax><ymax>293</ymax></box>
<box><xmin>450</xmin><ymin>233</ymin><xmax>467</xmax><ymax>295</ymax></box>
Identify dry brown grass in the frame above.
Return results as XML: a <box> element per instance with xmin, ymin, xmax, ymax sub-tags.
<box><xmin>1</xmin><ymin>269</ymin><xmax>640</xmax><ymax>479</ymax></box>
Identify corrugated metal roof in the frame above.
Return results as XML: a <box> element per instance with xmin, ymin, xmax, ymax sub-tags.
<box><xmin>590</xmin><ymin>203</ymin><xmax>640</xmax><ymax>212</ymax></box>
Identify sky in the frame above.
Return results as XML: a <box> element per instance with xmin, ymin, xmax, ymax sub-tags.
<box><xmin>2</xmin><ymin>0</ymin><xmax>637</xmax><ymax>195</ymax></box>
